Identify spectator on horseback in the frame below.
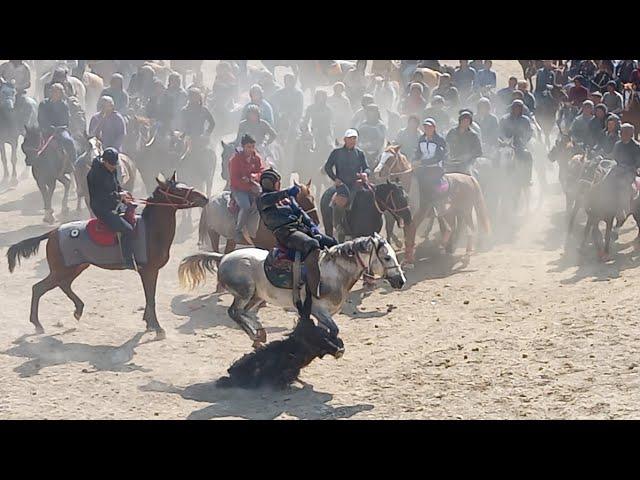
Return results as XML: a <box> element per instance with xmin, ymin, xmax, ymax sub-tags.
<box><xmin>257</xmin><ymin>168</ymin><xmax>337</xmax><ymax>299</ymax></box>
<box><xmin>475</xmin><ymin>97</ymin><xmax>500</xmax><ymax>156</ymax></box>
<box><xmin>37</xmin><ymin>83</ymin><xmax>77</xmax><ymax>165</ymax></box>
<box><xmin>99</xmin><ymin>73</ymin><xmax>129</xmax><ymax>113</ymax></box>
<box><xmin>301</xmin><ymin>89</ymin><xmax>334</xmax><ymax>150</ymax></box>
<box><xmin>0</xmin><ymin>60</ymin><xmax>31</xmax><ymax>113</ymax></box>
<box><xmin>588</xmin><ymin>103</ymin><xmax>609</xmax><ymax>149</ymax></box>
<box><xmin>163</xmin><ymin>73</ymin><xmax>188</xmax><ymax>131</ymax></box>
<box><xmin>89</xmin><ymin>96</ymin><xmax>126</xmax><ymax>151</ymax></box>
<box><xmin>127</xmin><ymin>64</ymin><xmax>156</xmax><ymax>102</ymax></box>
<box><xmin>497</xmin><ymin>76</ymin><xmax>518</xmax><ymax>110</ymax></box>
<box><xmin>475</xmin><ymin>60</ymin><xmax>497</xmax><ymax>91</ymax></box>
<box><xmin>235</xmin><ymin>104</ymin><xmax>277</xmax><ymax>152</ymax></box>
<box><xmin>357</xmin><ymin>104</ymin><xmax>387</xmax><ymax>166</ymax></box>
<box><xmin>145</xmin><ymin>79</ymin><xmax>166</xmax><ymax>138</ymax></box>
<box><xmin>229</xmin><ymin>134</ymin><xmax>266</xmax><ymax>244</ymax></box>
<box><xmin>534</xmin><ymin>61</ymin><xmax>556</xmax><ymax>105</ymax></box>
<box><xmin>424</xmin><ymin>95</ymin><xmax>451</xmax><ymax>131</ymax></box>
<box><xmin>351</xmin><ymin>94</ymin><xmax>375</xmax><ymax>128</ymax></box>
<box><xmin>433</xmin><ymin>73</ymin><xmax>460</xmax><ymax>110</ymax></box>
<box><xmin>395</xmin><ymin>115</ymin><xmax>422</xmax><ymax>159</ymax></box>
<box><xmin>86</xmin><ymin>147</ymin><xmax>136</xmax><ymax>270</ymax></box>
<box><xmin>609</xmin><ymin>123</ymin><xmax>640</xmax><ymax>200</ymax></box>
<box><xmin>242</xmin><ymin>84</ymin><xmax>275</xmax><ymax>127</ymax></box>
<box><xmin>446</xmin><ymin>110</ymin><xmax>482</xmax><ymax>170</ymax></box>
<box><xmin>180</xmin><ymin>88</ymin><xmax>215</xmax><ymax>153</ymax></box>
<box><xmin>570</xmin><ymin>100</ymin><xmax>595</xmax><ymax>148</ymax></box>
<box><xmin>498</xmin><ymin>100</ymin><xmax>534</xmax><ymax>185</ymax></box>
<box><xmin>517</xmin><ymin>81</ymin><xmax>536</xmax><ymax>113</ymax></box>
<box><xmin>413</xmin><ymin>117</ymin><xmax>452</xmax><ymax>245</ymax></box>
<box><xmin>269</xmin><ymin>73</ymin><xmax>304</xmax><ymax>134</ymax></box>
<box><xmin>597</xmin><ymin>113</ymin><xmax>620</xmax><ymax>156</ymax></box>
<box><xmin>603</xmin><ymin>80</ymin><xmax>624</xmax><ymax>114</ymax></box>
<box><xmin>327</xmin><ymin>82</ymin><xmax>353</xmax><ymax>140</ymax></box>
<box><xmin>43</xmin><ymin>67</ymin><xmax>75</xmax><ymax>99</ymax></box>
<box><xmin>400</xmin><ymin>83</ymin><xmax>428</xmax><ymax>117</ymax></box>
<box><xmin>568</xmin><ymin>75</ymin><xmax>589</xmax><ymax>107</ymax></box>
<box><xmin>615</xmin><ymin>60</ymin><xmax>637</xmax><ymax>84</ymax></box>
<box><xmin>452</xmin><ymin>60</ymin><xmax>477</xmax><ymax>100</ymax></box>
<box><xmin>324</xmin><ymin>129</ymin><xmax>370</xmax><ymax>239</ymax></box>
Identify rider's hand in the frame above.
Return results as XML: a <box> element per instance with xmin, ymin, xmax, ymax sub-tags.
<box><xmin>357</xmin><ymin>172</ymin><xmax>368</xmax><ymax>181</ymax></box>
<box><xmin>287</xmin><ymin>185</ymin><xmax>300</xmax><ymax>197</ymax></box>
<box><xmin>311</xmin><ymin>225</ymin><xmax>320</xmax><ymax>236</ymax></box>
<box><xmin>120</xmin><ymin>191</ymin><xmax>133</xmax><ymax>203</ymax></box>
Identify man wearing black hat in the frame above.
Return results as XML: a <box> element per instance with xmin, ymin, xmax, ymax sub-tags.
<box><xmin>445</xmin><ymin>110</ymin><xmax>483</xmax><ymax>172</ymax></box>
<box><xmin>257</xmin><ymin>168</ymin><xmax>337</xmax><ymax>298</ymax></box>
<box><xmin>86</xmin><ymin>147</ymin><xmax>137</xmax><ymax>270</ymax></box>
<box><xmin>499</xmin><ymin>100</ymin><xmax>534</xmax><ymax>185</ymax></box>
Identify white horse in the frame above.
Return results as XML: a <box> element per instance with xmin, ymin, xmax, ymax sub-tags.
<box><xmin>179</xmin><ymin>234</ymin><xmax>406</xmax><ymax>346</ymax></box>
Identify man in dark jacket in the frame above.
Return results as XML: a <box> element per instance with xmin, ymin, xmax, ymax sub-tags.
<box><xmin>499</xmin><ymin>100</ymin><xmax>534</xmax><ymax>184</ymax></box>
<box><xmin>37</xmin><ymin>83</ymin><xmax>76</xmax><ymax>164</ymax></box>
<box><xmin>324</xmin><ymin>129</ymin><xmax>370</xmax><ymax>240</ymax></box>
<box><xmin>86</xmin><ymin>147</ymin><xmax>137</xmax><ymax>269</ymax></box>
<box><xmin>609</xmin><ymin>123</ymin><xmax>640</xmax><ymax>205</ymax></box>
<box><xmin>257</xmin><ymin>168</ymin><xmax>336</xmax><ymax>298</ymax></box>
<box><xmin>475</xmin><ymin>97</ymin><xmax>500</xmax><ymax>156</ymax></box>
<box><xmin>445</xmin><ymin>110</ymin><xmax>483</xmax><ymax>171</ymax></box>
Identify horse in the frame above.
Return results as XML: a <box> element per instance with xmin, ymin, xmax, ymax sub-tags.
<box><xmin>134</xmin><ymin>130</ymin><xmax>182</xmax><ymax>195</ymax></box>
<box><xmin>74</xmin><ymin>136</ymin><xmax>137</xmax><ymax>213</ymax></box>
<box><xmin>169</xmin><ymin>133</ymin><xmax>216</xmax><ymax>199</ymax></box>
<box><xmin>21</xmin><ymin>125</ymin><xmax>74</xmax><ymax>224</ymax></box>
<box><xmin>372</xmin><ymin>144</ymin><xmax>413</xmax><ymax>248</ymax></box>
<box><xmin>219</xmin><ymin>140</ymin><xmax>237</xmax><ymax>190</ymax></box>
<box><xmin>179</xmin><ymin>233</ymin><xmax>406</xmax><ymax>346</ymax></box>
<box><xmin>320</xmin><ymin>180</ymin><xmax>412</xmax><ymax>243</ymax></box>
<box><xmin>0</xmin><ymin>81</ymin><xmax>37</xmax><ymax>185</ymax></box>
<box><xmin>81</xmin><ymin>71</ymin><xmax>104</xmax><ymax>116</ymax></box>
<box><xmin>536</xmin><ymin>84</ymin><xmax>568</xmax><ymax>148</ymax></box>
<box><xmin>290</xmin><ymin>125</ymin><xmax>331</xmax><ymax>195</ymax></box>
<box><xmin>6</xmin><ymin>172</ymin><xmax>208</xmax><ymax>339</ymax></box>
<box><xmin>40</xmin><ymin>70</ymin><xmax>86</xmax><ymax>111</ymax></box>
<box><xmin>413</xmin><ymin>67</ymin><xmax>443</xmax><ymax>89</ymax></box>
<box><xmin>621</xmin><ymin>84</ymin><xmax>640</xmax><ymax>138</ymax></box>
<box><xmin>198</xmin><ymin>180</ymin><xmax>319</xmax><ymax>257</ymax></box>
<box><xmin>122</xmin><ymin>113</ymin><xmax>152</xmax><ymax>160</ymax></box>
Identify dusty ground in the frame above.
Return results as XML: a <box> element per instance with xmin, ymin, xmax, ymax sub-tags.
<box><xmin>0</xmin><ymin>60</ymin><xmax>638</xmax><ymax>420</ymax></box>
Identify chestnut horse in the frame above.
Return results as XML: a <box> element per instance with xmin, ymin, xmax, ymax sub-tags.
<box><xmin>6</xmin><ymin>172</ymin><xmax>208</xmax><ymax>339</ymax></box>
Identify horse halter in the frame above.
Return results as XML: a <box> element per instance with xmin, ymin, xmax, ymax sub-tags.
<box><xmin>371</xmin><ymin>184</ymin><xmax>409</xmax><ymax>226</ymax></box>
<box><xmin>142</xmin><ymin>184</ymin><xmax>198</xmax><ymax>209</ymax></box>
<box><xmin>353</xmin><ymin>237</ymin><xmax>402</xmax><ymax>281</ymax></box>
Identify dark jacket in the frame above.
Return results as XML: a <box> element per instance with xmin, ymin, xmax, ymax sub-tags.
<box><xmin>99</xmin><ymin>87</ymin><xmax>129</xmax><ymax>113</ymax></box>
<box><xmin>499</xmin><ymin>113</ymin><xmax>533</xmax><ymax>150</ymax></box>
<box><xmin>445</xmin><ymin>127</ymin><xmax>482</xmax><ymax>161</ymax></box>
<box><xmin>37</xmin><ymin>99</ymin><xmax>70</xmax><ymax>131</ymax></box>
<box><xmin>476</xmin><ymin>113</ymin><xmax>500</xmax><ymax>149</ymax></box>
<box><xmin>87</xmin><ymin>158</ymin><xmax>122</xmax><ymax>216</ymax></box>
<box><xmin>534</xmin><ymin>68</ymin><xmax>556</xmax><ymax>94</ymax></box>
<box><xmin>324</xmin><ymin>146</ymin><xmax>370</xmax><ymax>185</ymax></box>
<box><xmin>257</xmin><ymin>189</ymin><xmax>315</xmax><ymax>232</ymax></box>
<box><xmin>180</xmin><ymin>105</ymin><xmax>215</xmax><ymax>137</ymax></box>
<box><xmin>598</xmin><ymin>130</ymin><xmax>620</xmax><ymax>155</ymax></box>
<box><xmin>612</xmin><ymin>139</ymin><xmax>640</xmax><ymax>171</ymax></box>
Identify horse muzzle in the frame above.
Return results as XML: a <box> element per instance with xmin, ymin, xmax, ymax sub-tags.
<box><xmin>386</xmin><ymin>272</ymin><xmax>406</xmax><ymax>290</ymax></box>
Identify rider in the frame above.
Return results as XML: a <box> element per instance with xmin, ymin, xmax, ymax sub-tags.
<box><xmin>89</xmin><ymin>96</ymin><xmax>126</xmax><ymax>151</ymax></box>
<box><xmin>235</xmin><ymin>104</ymin><xmax>277</xmax><ymax>155</ymax></box>
<box><xmin>343</xmin><ymin>60</ymin><xmax>368</xmax><ymax>106</ymax></box>
<box><xmin>517</xmin><ymin>81</ymin><xmax>536</xmax><ymax>113</ymax></box>
<box><xmin>592</xmin><ymin>62</ymin><xmax>612</xmax><ymax>93</ymax></box>
<box><xmin>229</xmin><ymin>134</ymin><xmax>266</xmax><ymax>244</ymax></box>
<box><xmin>43</xmin><ymin>67</ymin><xmax>75</xmax><ymax>99</ymax></box>
<box><xmin>497</xmin><ymin>76</ymin><xmax>518</xmax><ymax>110</ymax></box>
<box><xmin>162</xmin><ymin>73</ymin><xmax>188</xmax><ymax>131</ymax></box>
<box><xmin>475</xmin><ymin>97</ymin><xmax>500</xmax><ymax>156</ymax></box>
<box><xmin>324</xmin><ymin>129</ymin><xmax>370</xmax><ymax>240</ymax></box>
<box><xmin>99</xmin><ymin>73</ymin><xmax>129</xmax><ymax>113</ymax></box>
<box><xmin>351</xmin><ymin>94</ymin><xmax>375</xmax><ymax>129</ymax></box>
<box><xmin>475</xmin><ymin>60</ymin><xmax>497</xmax><ymax>91</ymax></box>
<box><xmin>568</xmin><ymin>75</ymin><xmax>589</xmax><ymax>107</ymax></box>
<box><xmin>242</xmin><ymin>84</ymin><xmax>275</xmax><ymax>127</ymax></box>
<box><xmin>269</xmin><ymin>73</ymin><xmax>304</xmax><ymax>135</ymax></box>
<box><xmin>432</xmin><ymin>73</ymin><xmax>460</xmax><ymax>110</ymax></box>
<box><xmin>452</xmin><ymin>60</ymin><xmax>477</xmax><ymax>102</ymax></box>
<box><xmin>533</xmin><ymin>60</ymin><xmax>556</xmax><ymax>107</ymax></box>
<box><xmin>86</xmin><ymin>147</ymin><xmax>136</xmax><ymax>270</ymax></box>
<box><xmin>257</xmin><ymin>168</ymin><xmax>337</xmax><ymax>298</ymax></box>
<box><xmin>588</xmin><ymin>103</ymin><xmax>608</xmax><ymax>149</ymax></box>
<box><xmin>357</xmin><ymin>104</ymin><xmax>387</xmax><ymax>167</ymax></box>
<box><xmin>37</xmin><ymin>83</ymin><xmax>76</xmax><ymax>165</ymax></box>
<box><xmin>400</xmin><ymin>83</ymin><xmax>428</xmax><ymax>117</ymax></box>
<box><xmin>445</xmin><ymin>110</ymin><xmax>483</xmax><ymax>171</ymax></box>
<box><xmin>596</xmin><ymin>113</ymin><xmax>620</xmax><ymax>156</ymax></box>
<box><xmin>180</xmin><ymin>88</ymin><xmax>215</xmax><ymax>154</ymax></box>
<box><xmin>395</xmin><ymin>115</ymin><xmax>422</xmax><ymax>158</ymax></box>
<box><xmin>127</xmin><ymin>65</ymin><xmax>156</xmax><ymax>101</ymax></box>
<box><xmin>327</xmin><ymin>82</ymin><xmax>353</xmax><ymax>141</ymax></box>
<box><xmin>301</xmin><ymin>89</ymin><xmax>334</xmax><ymax>150</ymax></box>
<box><xmin>569</xmin><ymin>100</ymin><xmax>595</xmax><ymax>148</ymax></box>
<box><xmin>423</xmin><ymin>95</ymin><xmax>451</xmax><ymax>131</ymax></box>
<box><xmin>498</xmin><ymin>100</ymin><xmax>534</xmax><ymax>185</ymax></box>
<box><xmin>413</xmin><ymin>117</ymin><xmax>452</xmax><ymax>244</ymax></box>
<box><xmin>0</xmin><ymin>60</ymin><xmax>31</xmax><ymax>113</ymax></box>
<box><xmin>603</xmin><ymin>80</ymin><xmax>623</xmax><ymax>114</ymax></box>
<box><xmin>609</xmin><ymin>123</ymin><xmax>640</xmax><ymax>204</ymax></box>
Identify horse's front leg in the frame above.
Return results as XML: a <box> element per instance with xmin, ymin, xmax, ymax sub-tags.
<box><xmin>0</xmin><ymin>144</ymin><xmax>8</xmax><ymax>182</ymax></box>
<box><xmin>602</xmin><ymin>217</ymin><xmax>614</xmax><ymax>261</ymax></box>
<box><xmin>139</xmin><ymin>267</ymin><xmax>165</xmax><ymax>340</ymax></box>
<box><xmin>9</xmin><ymin>140</ymin><xmax>18</xmax><ymax>185</ymax></box>
<box><xmin>41</xmin><ymin>180</ymin><xmax>55</xmax><ymax>224</ymax></box>
<box><xmin>59</xmin><ymin>175</ymin><xmax>71</xmax><ymax>216</ymax></box>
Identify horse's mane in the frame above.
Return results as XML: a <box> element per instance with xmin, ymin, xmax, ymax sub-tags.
<box><xmin>324</xmin><ymin>236</ymin><xmax>375</xmax><ymax>261</ymax></box>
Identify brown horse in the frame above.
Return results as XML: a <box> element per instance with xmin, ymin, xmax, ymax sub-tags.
<box><xmin>6</xmin><ymin>172</ymin><xmax>208</xmax><ymax>338</ymax></box>
<box><xmin>405</xmin><ymin>173</ymin><xmax>490</xmax><ymax>262</ymax></box>
<box><xmin>198</xmin><ymin>180</ymin><xmax>320</xmax><ymax>254</ymax></box>
<box><xmin>537</xmin><ymin>85</ymin><xmax>568</xmax><ymax>148</ymax></box>
<box><xmin>621</xmin><ymin>84</ymin><xmax>640</xmax><ymax>139</ymax></box>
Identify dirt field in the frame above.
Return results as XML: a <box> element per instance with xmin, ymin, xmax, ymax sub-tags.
<box><xmin>1</xmin><ymin>60</ymin><xmax>638</xmax><ymax>420</ymax></box>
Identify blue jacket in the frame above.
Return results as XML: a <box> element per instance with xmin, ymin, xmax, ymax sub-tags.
<box><xmin>476</xmin><ymin>69</ymin><xmax>496</xmax><ymax>89</ymax></box>
<box><xmin>534</xmin><ymin>68</ymin><xmax>556</xmax><ymax>93</ymax></box>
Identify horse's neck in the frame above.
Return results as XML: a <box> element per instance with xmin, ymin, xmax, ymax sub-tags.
<box><xmin>144</xmin><ymin>204</ymin><xmax>177</xmax><ymax>250</ymax></box>
<box><xmin>320</xmin><ymin>252</ymin><xmax>364</xmax><ymax>290</ymax></box>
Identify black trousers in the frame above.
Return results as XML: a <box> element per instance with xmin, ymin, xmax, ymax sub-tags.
<box><xmin>96</xmin><ymin>211</ymin><xmax>135</xmax><ymax>263</ymax></box>
<box><xmin>274</xmin><ymin>228</ymin><xmax>337</xmax><ymax>260</ymax></box>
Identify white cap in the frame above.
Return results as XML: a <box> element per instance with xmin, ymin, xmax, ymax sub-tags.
<box><xmin>344</xmin><ymin>129</ymin><xmax>359</xmax><ymax>138</ymax></box>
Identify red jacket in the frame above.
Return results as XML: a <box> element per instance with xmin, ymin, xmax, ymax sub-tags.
<box><xmin>630</xmin><ymin>69</ymin><xmax>640</xmax><ymax>90</ymax></box>
<box><xmin>568</xmin><ymin>85</ymin><xmax>588</xmax><ymax>107</ymax></box>
<box><xmin>229</xmin><ymin>150</ymin><xmax>265</xmax><ymax>192</ymax></box>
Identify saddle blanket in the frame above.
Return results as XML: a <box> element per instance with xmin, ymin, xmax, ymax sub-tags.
<box><xmin>58</xmin><ymin>216</ymin><xmax>148</xmax><ymax>267</ymax></box>
<box><xmin>263</xmin><ymin>247</ymin><xmax>305</xmax><ymax>290</ymax></box>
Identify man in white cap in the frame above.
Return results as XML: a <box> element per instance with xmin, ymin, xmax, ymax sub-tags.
<box><xmin>324</xmin><ymin>128</ymin><xmax>370</xmax><ymax>241</ymax></box>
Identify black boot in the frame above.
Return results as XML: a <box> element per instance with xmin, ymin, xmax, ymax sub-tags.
<box><xmin>119</xmin><ymin>232</ymin><xmax>137</xmax><ymax>271</ymax></box>
<box><xmin>304</xmin><ymin>249</ymin><xmax>322</xmax><ymax>298</ymax></box>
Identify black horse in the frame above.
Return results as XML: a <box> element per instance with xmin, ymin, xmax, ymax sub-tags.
<box><xmin>21</xmin><ymin>125</ymin><xmax>73</xmax><ymax>224</ymax></box>
<box><xmin>320</xmin><ymin>180</ymin><xmax>412</xmax><ymax>241</ymax></box>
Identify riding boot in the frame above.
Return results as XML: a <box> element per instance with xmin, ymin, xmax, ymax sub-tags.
<box><xmin>303</xmin><ymin>249</ymin><xmax>322</xmax><ymax>298</ymax></box>
<box><xmin>333</xmin><ymin>205</ymin><xmax>347</xmax><ymax>242</ymax></box>
<box><xmin>119</xmin><ymin>232</ymin><xmax>137</xmax><ymax>271</ymax></box>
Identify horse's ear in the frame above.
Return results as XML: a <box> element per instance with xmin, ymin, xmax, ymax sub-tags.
<box><xmin>386</xmin><ymin>178</ymin><xmax>391</xmax><ymax>185</ymax></box>
<box><xmin>306</xmin><ymin>178</ymin><xmax>312</xmax><ymax>188</ymax></box>
<box><xmin>170</xmin><ymin>171</ymin><xmax>177</xmax><ymax>183</ymax></box>
<box><xmin>221</xmin><ymin>140</ymin><xmax>226</xmax><ymax>148</ymax></box>
<box><xmin>156</xmin><ymin>173</ymin><xmax>167</xmax><ymax>186</ymax></box>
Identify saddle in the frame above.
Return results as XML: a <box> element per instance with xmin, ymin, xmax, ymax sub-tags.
<box><xmin>86</xmin><ymin>206</ymin><xmax>138</xmax><ymax>246</ymax></box>
<box><xmin>263</xmin><ymin>244</ymin><xmax>306</xmax><ymax>290</ymax></box>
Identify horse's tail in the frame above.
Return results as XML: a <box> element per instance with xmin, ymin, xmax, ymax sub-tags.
<box><xmin>178</xmin><ymin>252</ymin><xmax>224</xmax><ymax>290</ymax></box>
<box><xmin>7</xmin><ymin>231</ymin><xmax>52</xmax><ymax>273</ymax></box>
<box><xmin>198</xmin><ymin>205</ymin><xmax>209</xmax><ymax>247</ymax></box>
<box><xmin>470</xmin><ymin>176</ymin><xmax>491</xmax><ymax>235</ymax></box>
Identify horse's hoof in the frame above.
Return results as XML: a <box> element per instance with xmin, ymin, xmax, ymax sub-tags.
<box><xmin>74</xmin><ymin>309</ymin><xmax>83</xmax><ymax>321</ymax></box>
<box><xmin>154</xmin><ymin>329</ymin><xmax>166</xmax><ymax>341</ymax></box>
<box><xmin>34</xmin><ymin>325</ymin><xmax>45</xmax><ymax>334</ymax></box>
<box><xmin>252</xmin><ymin>339</ymin><xmax>264</xmax><ymax>350</ymax></box>
<box><xmin>256</xmin><ymin>328</ymin><xmax>267</xmax><ymax>344</ymax></box>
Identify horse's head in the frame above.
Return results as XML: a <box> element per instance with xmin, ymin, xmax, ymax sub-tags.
<box><xmin>290</xmin><ymin>295</ymin><xmax>344</xmax><ymax>359</ymax></box>
<box><xmin>375</xmin><ymin>180</ymin><xmax>412</xmax><ymax>227</ymax></box>
<box><xmin>367</xmin><ymin>233</ymin><xmax>406</xmax><ymax>289</ymax></box>
<box><xmin>294</xmin><ymin>179</ymin><xmax>318</xmax><ymax>223</ymax></box>
<box><xmin>220</xmin><ymin>140</ymin><xmax>236</xmax><ymax>161</ymax></box>
<box><xmin>21</xmin><ymin>125</ymin><xmax>42</xmax><ymax>163</ymax></box>
<box><xmin>83</xmin><ymin>135</ymin><xmax>103</xmax><ymax>160</ymax></box>
<box><xmin>152</xmin><ymin>171</ymin><xmax>208</xmax><ymax>209</ymax></box>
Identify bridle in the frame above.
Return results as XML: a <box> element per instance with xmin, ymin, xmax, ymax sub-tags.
<box><xmin>365</xmin><ymin>181</ymin><xmax>409</xmax><ymax>226</ymax></box>
<box><xmin>353</xmin><ymin>237</ymin><xmax>403</xmax><ymax>281</ymax></box>
<box><xmin>136</xmin><ymin>184</ymin><xmax>199</xmax><ymax>209</ymax></box>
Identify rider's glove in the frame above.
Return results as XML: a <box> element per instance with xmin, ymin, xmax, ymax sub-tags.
<box><xmin>287</xmin><ymin>185</ymin><xmax>300</xmax><ymax>198</ymax></box>
<box><xmin>311</xmin><ymin>225</ymin><xmax>320</xmax><ymax>236</ymax></box>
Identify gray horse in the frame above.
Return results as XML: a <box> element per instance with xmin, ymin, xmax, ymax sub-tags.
<box><xmin>179</xmin><ymin>233</ymin><xmax>406</xmax><ymax>346</ymax></box>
